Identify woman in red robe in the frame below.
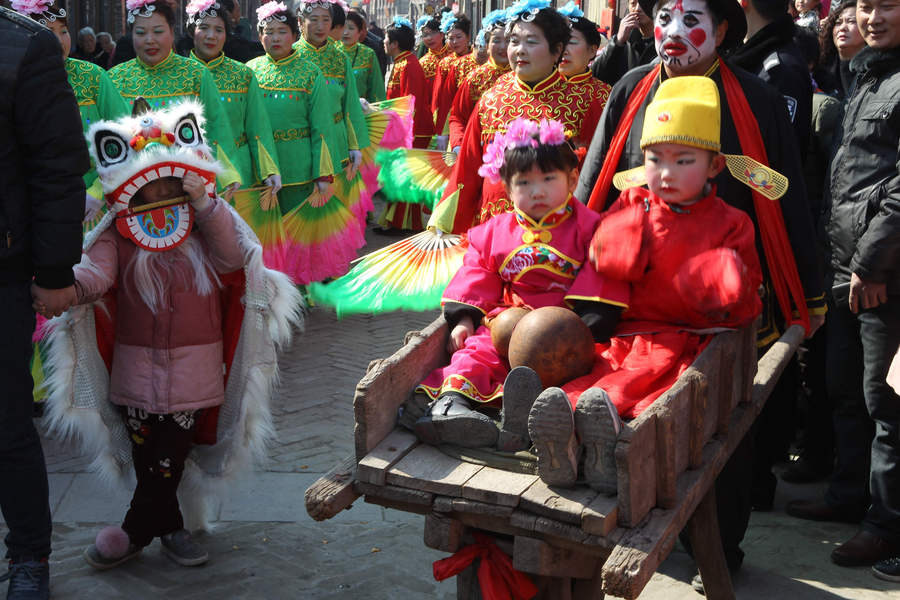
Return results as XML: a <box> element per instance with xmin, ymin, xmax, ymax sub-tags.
<box><xmin>431</xmin><ymin>12</ymin><xmax>477</xmax><ymax>149</ymax></box>
<box><xmin>432</xmin><ymin>1</ymin><xmax>608</xmax><ymax>235</ymax></box>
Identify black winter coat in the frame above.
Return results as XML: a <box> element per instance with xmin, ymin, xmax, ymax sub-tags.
<box><xmin>0</xmin><ymin>7</ymin><xmax>89</xmax><ymax>288</ymax></box>
<box><xmin>826</xmin><ymin>46</ymin><xmax>900</xmax><ymax>294</ymax></box>
<box><xmin>591</xmin><ymin>29</ymin><xmax>657</xmax><ymax>86</ymax></box>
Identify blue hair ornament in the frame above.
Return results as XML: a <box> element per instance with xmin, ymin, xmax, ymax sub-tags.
<box><xmin>475</xmin><ymin>28</ymin><xmax>486</xmax><ymax>46</ymax></box>
<box><xmin>506</xmin><ymin>0</ymin><xmax>551</xmax><ymax>23</ymax></box>
<box><xmin>557</xmin><ymin>1</ymin><xmax>584</xmax><ymax>21</ymax></box>
<box><xmin>392</xmin><ymin>15</ymin><xmax>413</xmax><ymax>29</ymax></box>
<box><xmin>416</xmin><ymin>15</ymin><xmax>430</xmax><ymax>30</ymax></box>
<box><xmin>439</xmin><ymin>10</ymin><xmax>459</xmax><ymax>33</ymax></box>
<box><xmin>481</xmin><ymin>8</ymin><xmax>507</xmax><ymax>30</ymax></box>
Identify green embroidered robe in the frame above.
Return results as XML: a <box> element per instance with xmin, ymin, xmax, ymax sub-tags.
<box><xmin>108</xmin><ymin>51</ymin><xmax>241</xmax><ymax>188</ymax></box>
<box><xmin>190</xmin><ymin>51</ymin><xmax>280</xmax><ymax>186</ymax></box>
<box><xmin>341</xmin><ymin>42</ymin><xmax>385</xmax><ymax>103</ymax></box>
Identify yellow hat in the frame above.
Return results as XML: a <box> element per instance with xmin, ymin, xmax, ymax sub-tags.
<box><xmin>612</xmin><ymin>76</ymin><xmax>790</xmax><ymax>201</ymax></box>
<box><xmin>640</xmin><ymin>76</ymin><xmax>721</xmax><ymax>152</ymax></box>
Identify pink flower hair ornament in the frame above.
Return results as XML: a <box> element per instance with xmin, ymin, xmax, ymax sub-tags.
<box><xmin>477</xmin><ymin>118</ymin><xmax>569</xmax><ymax>183</ymax></box>
<box><xmin>256</xmin><ymin>1</ymin><xmax>288</xmax><ymax>23</ymax></box>
<box><xmin>126</xmin><ymin>0</ymin><xmax>157</xmax><ymax>23</ymax></box>
<box><xmin>186</xmin><ymin>0</ymin><xmax>220</xmax><ymax>25</ymax></box>
<box><xmin>10</xmin><ymin>0</ymin><xmax>66</xmax><ymax>26</ymax></box>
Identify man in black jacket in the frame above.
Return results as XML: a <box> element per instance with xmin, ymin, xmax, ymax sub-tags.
<box><xmin>728</xmin><ymin>0</ymin><xmax>815</xmax><ymax>516</ymax></box>
<box><xmin>591</xmin><ymin>0</ymin><xmax>657</xmax><ymax>85</ymax></box>
<box><xmin>0</xmin><ymin>7</ymin><xmax>89</xmax><ymax>599</ymax></box>
<box><xmin>575</xmin><ymin>0</ymin><xmax>825</xmax><ymax>590</ymax></box>
<box><xmin>730</xmin><ymin>0</ymin><xmax>812</xmax><ymax>157</ymax></box>
<box><xmin>787</xmin><ymin>0</ymin><xmax>900</xmax><ymax>571</ymax></box>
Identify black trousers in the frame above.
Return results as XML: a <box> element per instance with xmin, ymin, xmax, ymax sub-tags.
<box><xmin>0</xmin><ymin>282</ymin><xmax>51</xmax><ymax>560</ymax></box>
<box><xmin>120</xmin><ymin>407</ymin><xmax>197</xmax><ymax>547</ymax></box>
<box><xmin>825</xmin><ymin>300</ymin><xmax>900</xmax><ymax>541</ymax></box>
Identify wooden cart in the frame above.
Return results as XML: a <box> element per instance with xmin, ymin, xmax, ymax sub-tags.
<box><xmin>306</xmin><ymin>317</ymin><xmax>804</xmax><ymax>599</ymax></box>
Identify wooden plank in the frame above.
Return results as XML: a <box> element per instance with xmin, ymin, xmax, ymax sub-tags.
<box><xmin>354</xmin><ymin>317</ymin><xmax>450</xmax><ymax>461</ymax></box>
<box><xmin>304</xmin><ymin>454</ymin><xmax>360</xmax><ymax>521</ymax></box>
<box><xmin>461</xmin><ymin>466</ymin><xmax>538</xmax><ymax>507</ymax></box>
<box><xmin>532</xmin><ymin>515</ymin><xmax>591</xmax><ymax>545</ymax></box>
<box><xmin>434</xmin><ymin>495</ymin><xmax>517</xmax><ymax>518</ymax></box>
<box><xmin>688</xmin><ymin>337</ymin><xmax>722</xmax><ymax>445</ymax></box>
<box><xmin>386</xmin><ymin>444</ymin><xmax>484</xmax><ymax>496</ymax></box>
<box><xmin>654</xmin><ymin>409</ymin><xmax>677</xmax><ymax>509</ymax></box>
<box><xmin>354</xmin><ymin>480</ymin><xmax>434</xmax><ymax>507</ymax></box>
<box><xmin>581</xmin><ymin>493</ymin><xmax>618</xmax><ymax>537</ymax></box>
<box><xmin>688</xmin><ymin>373</ymin><xmax>708</xmax><ymax>469</ymax></box>
<box><xmin>615</xmin><ymin>413</ymin><xmax>657</xmax><ymax>527</ymax></box>
<box><xmin>717</xmin><ymin>339</ymin><xmax>738</xmax><ymax>436</ymax></box>
<box><xmin>357</xmin><ymin>428</ymin><xmax>419</xmax><ymax>486</ymax></box>
<box><xmin>513</xmin><ymin>536</ymin><xmax>598</xmax><ymax>578</ymax></box>
<box><xmin>601</xmin><ymin>325</ymin><xmax>802</xmax><ymax>600</ymax></box>
<box><xmin>363</xmin><ymin>495</ymin><xmax>433</xmax><ymax>515</ymax></box>
<box><xmin>685</xmin><ymin>487</ymin><xmax>735</xmax><ymax>600</ymax></box>
<box><xmin>424</xmin><ymin>513</ymin><xmax>467</xmax><ymax>553</ymax></box>
<box><xmin>519</xmin><ymin>480</ymin><xmax>599</xmax><ymax>525</ymax></box>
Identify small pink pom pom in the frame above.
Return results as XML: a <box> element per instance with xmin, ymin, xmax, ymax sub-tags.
<box><xmin>95</xmin><ymin>526</ymin><xmax>131</xmax><ymax>559</ymax></box>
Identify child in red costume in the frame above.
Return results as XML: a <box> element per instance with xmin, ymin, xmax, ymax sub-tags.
<box><xmin>412</xmin><ymin>118</ymin><xmax>629</xmax><ymax>449</ymax></box>
<box><xmin>527</xmin><ymin>76</ymin><xmax>768</xmax><ymax>490</ymax></box>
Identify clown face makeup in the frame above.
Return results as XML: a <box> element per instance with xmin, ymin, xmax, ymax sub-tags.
<box><xmin>653</xmin><ymin>0</ymin><xmax>718</xmax><ymax>73</ymax></box>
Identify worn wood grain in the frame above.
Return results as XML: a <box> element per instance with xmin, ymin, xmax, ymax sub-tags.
<box><xmin>616</xmin><ymin>413</ymin><xmax>657</xmax><ymax>527</ymax></box>
<box><xmin>354</xmin><ymin>317</ymin><xmax>449</xmax><ymax>460</ymax></box>
<box><xmin>386</xmin><ymin>444</ymin><xmax>483</xmax><ymax>496</ymax></box>
<box><xmin>461</xmin><ymin>466</ymin><xmax>537</xmax><ymax>507</ymax></box>
<box><xmin>304</xmin><ymin>454</ymin><xmax>360</xmax><ymax>521</ymax></box>
<box><xmin>513</xmin><ymin>536</ymin><xmax>598</xmax><ymax>578</ymax></box>
<box><xmin>356</xmin><ymin>428</ymin><xmax>419</xmax><ymax>486</ymax></box>
<box><xmin>581</xmin><ymin>492</ymin><xmax>619</xmax><ymax>537</ymax></box>
<box><xmin>424</xmin><ymin>513</ymin><xmax>467</xmax><ymax>553</ymax></box>
<box><xmin>354</xmin><ymin>480</ymin><xmax>434</xmax><ymax>507</ymax></box>
<box><xmin>433</xmin><ymin>495</ymin><xmax>517</xmax><ymax>518</ymax></box>
<box><xmin>519</xmin><ymin>479</ymin><xmax>599</xmax><ymax>525</ymax></box>
<box><xmin>686</xmin><ymin>487</ymin><xmax>735</xmax><ymax>600</ymax></box>
<box><xmin>687</xmin><ymin>373</ymin><xmax>708</xmax><ymax>469</ymax></box>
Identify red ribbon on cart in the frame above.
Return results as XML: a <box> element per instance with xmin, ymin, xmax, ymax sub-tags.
<box><xmin>433</xmin><ymin>532</ymin><xmax>538</xmax><ymax>600</ymax></box>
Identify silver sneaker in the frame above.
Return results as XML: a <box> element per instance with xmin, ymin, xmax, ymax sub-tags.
<box><xmin>160</xmin><ymin>529</ymin><xmax>208</xmax><ymax>567</ymax></box>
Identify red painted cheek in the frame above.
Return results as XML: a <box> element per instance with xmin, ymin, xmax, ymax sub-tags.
<box><xmin>688</xmin><ymin>28</ymin><xmax>707</xmax><ymax>48</ymax></box>
<box><xmin>655</xmin><ymin>26</ymin><xmax>663</xmax><ymax>41</ymax></box>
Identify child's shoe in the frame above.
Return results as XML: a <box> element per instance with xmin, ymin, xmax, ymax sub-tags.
<box><xmin>83</xmin><ymin>526</ymin><xmax>142</xmax><ymax>570</ymax></box>
<box><xmin>2</xmin><ymin>557</ymin><xmax>49</xmax><ymax>600</ymax></box>
<box><xmin>575</xmin><ymin>388</ymin><xmax>622</xmax><ymax>494</ymax></box>
<box><xmin>160</xmin><ymin>529</ymin><xmax>208</xmax><ymax>567</ymax></box>
<box><xmin>498</xmin><ymin>366</ymin><xmax>543</xmax><ymax>451</ymax></box>
<box><xmin>414</xmin><ymin>392</ymin><xmax>499</xmax><ymax>448</ymax></box>
<box><xmin>527</xmin><ymin>387</ymin><xmax>578</xmax><ymax>487</ymax></box>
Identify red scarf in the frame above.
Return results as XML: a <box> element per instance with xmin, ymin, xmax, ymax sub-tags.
<box><xmin>586</xmin><ymin>60</ymin><xmax>810</xmax><ymax>332</ymax></box>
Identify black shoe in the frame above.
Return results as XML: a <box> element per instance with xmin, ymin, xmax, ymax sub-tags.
<box><xmin>873</xmin><ymin>556</ymin><xmax>900</xmax><ymax>582</ymax></box>
<box><xmin>574</xmin><ymin>388</ymin><xmax>621</xmax><ymax>494</ymax></box>
<box><xmin>2</xmin><ymin>558</ymin><xmax>49</xmax><ymax>600</ymax></box>
<box><xmin>527</xmin><ymin>387</ymin><xmax>577</xmax><ymax>487</ymax></box>
<box><xmin>831</xmin><ymin>530</ymin><xmax>900</xmax><ymax>567</ymax></box>
<box><xmin>691</xmin><ymin>565</ymin><xmax>739</xmax><ymax>596</ymax></box>
<box><xmin>497</xmin><ymin>366</ymin><xmax>543</xmax><ymax>451</ymax></box>
<box><xmin>414</xmin><ymin>393</ymin><xmax>499</xmax><ymax>448</ymax></box>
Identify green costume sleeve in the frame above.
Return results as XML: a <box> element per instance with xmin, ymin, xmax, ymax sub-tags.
<box><xmin>368</xmin><ymin>52</ymin><xmax>386</xmax><ymax>103</ymax></box>
<box><xmin>244</xmin><ymin>74</ymin><xmax>280</xmax><ymax>182</ymax></box>
<box><xmin>341</xmin><ymin>55</ymin><xmax>369</xmax><ymax>151</ymax></box>
<box><xmin>198</xmin><ymin>68</ymin><xmax>242</xmax><ymax>189</ymax></box>
<box><xmin>309</xmin><ymin>71</ymin><xmax>336</xmax><ymax>179</ymax></box>
<box><xmin>97</xmin><ymin>69</ymin><xmax>130</xmax><ymax>120</ymax></box>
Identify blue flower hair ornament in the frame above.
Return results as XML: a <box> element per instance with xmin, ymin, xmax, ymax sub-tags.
<box><xmin>416</xmin><ymin>15</ymin><xmax>430</xmax><ymax>30</ymax></box>
<box><xmin>557</xmin><ymin>1</ymin><xmax>584</xmax><ymax>21</ymax></box>
<box><xmin>481</xmin><ymin>8</ymin><xmax>507</xmax><ymax>30</ymax></box>
<box><xmin>475</xmin><ymin>28</ymin><xmax>486</xmax><ymax>47</ymax></box>
<box><xmin>439</xmin><ymin>10</ymin><xmax>459</xmax><ymax>33</ymax></box>
<box><xmin>506</xmin><ymin>0</ymin><xmax>550</xmax><ymax>23</ymax></box>
<box><xmin>392</xmin><ymin>15</ymin><xmax>413</xmax><ymax>30</ymax></box>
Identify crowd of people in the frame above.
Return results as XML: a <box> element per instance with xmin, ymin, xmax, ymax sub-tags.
<box><xmin>1</xmin><ymin>0</ymin><xmax>898</xmax><ymax>597</ymax></box>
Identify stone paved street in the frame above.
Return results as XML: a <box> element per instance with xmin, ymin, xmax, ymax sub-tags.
<box><xmin>2</xmin><ymin>226</ymin><xmax>898</xmax><ymax>599</ymax></box>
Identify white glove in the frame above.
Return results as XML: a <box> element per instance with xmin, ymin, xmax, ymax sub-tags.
<box><xmin>434</xmin><ymin>135</ymin><xmax>449</xmax><ymax>151</ymax></box>
<box><xmin>451</xmin><ymin>146</ymin><xmax>461</xmax><ymax>155</ymax></box>
<box><xmin>83</xmin><ymin>192</ymin><xmax>103</xmax><ymax>222</ymax></box>
<box><xmin>346</xmin><ymin>150</ymin><xmax>363</xmax><ymax>180</ymax></box>
<box><xmin>226</xmin><ymin>181</ymin><xmax>241</xmax><ymax>194</ymax></box>
<box><xmin>264</xmin><ymin>174</ymin><xmax>282</xmax><ymax>195</ymax></box>
<box><xmin>315</xmin><ymin>178</ymin><xmax>333</xmax><ymax>199</ymax></box>
<box><xmin>359</xmin><ymin>98</ymin><xmax>372</xmax><ymax>113</ymax></box>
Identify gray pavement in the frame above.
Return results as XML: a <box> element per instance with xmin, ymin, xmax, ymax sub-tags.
<box><xmin>3</xmin><ymin>226</ymin><xmax>898</xmax><ymax>599</ymax></box>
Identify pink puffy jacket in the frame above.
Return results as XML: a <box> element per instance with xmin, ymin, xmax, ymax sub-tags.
<box><xmin>74</xmin><ymin>199</ymin><xmax>244</xmax><ymax>414</ymax></box>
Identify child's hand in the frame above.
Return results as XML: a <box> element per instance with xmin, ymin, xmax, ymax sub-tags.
<box><xmin>448</xmin><ymin>317</ymin><xmax>475</xmax><ymax>354</ymax></box>
<box><xmin>182</xmin><ymin>172</ymin><xmax>207</xmax><ymax>201</ymax></box>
